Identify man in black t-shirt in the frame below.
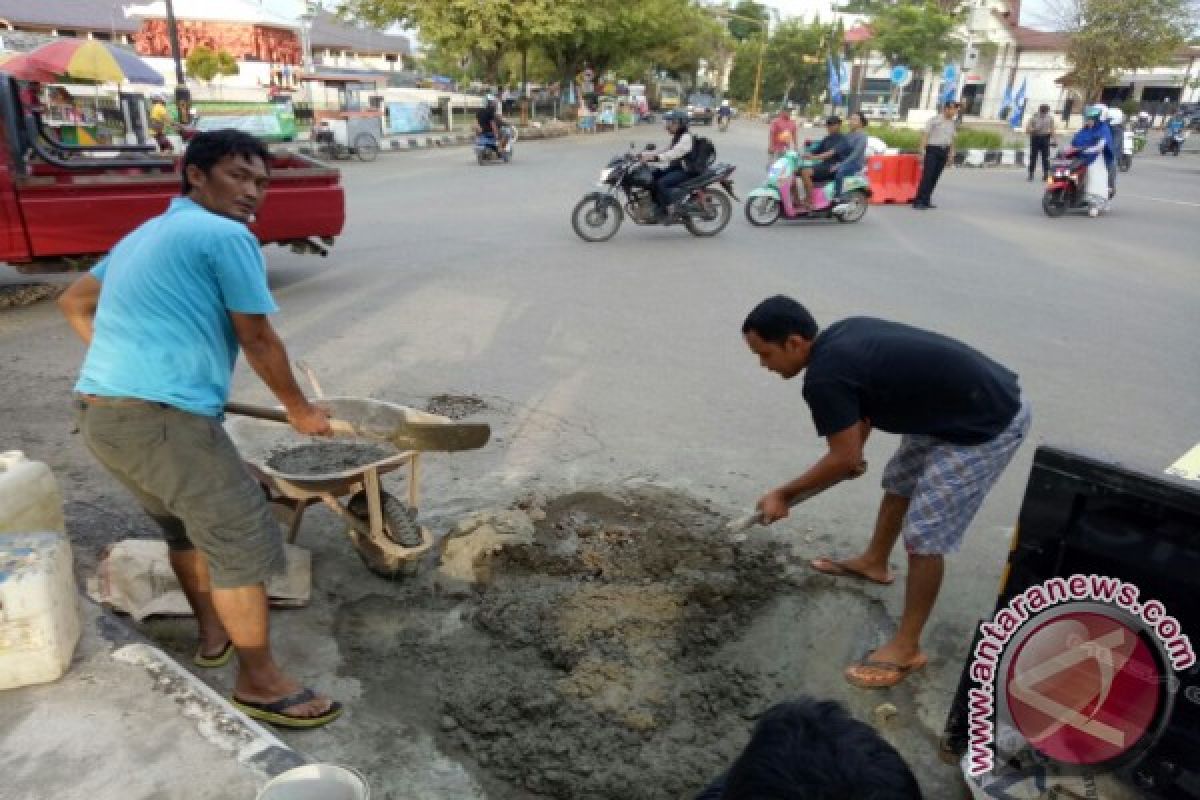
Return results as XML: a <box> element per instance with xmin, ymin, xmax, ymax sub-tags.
<box><xmin>798</xmin><ymin>116</ymin><xmax>845</xmax><ymax>210</ymax></box>
<box><xmin>741</xmin><ymin>295</ymin><xmax>1031</xmax><ymax>690</ymax></box>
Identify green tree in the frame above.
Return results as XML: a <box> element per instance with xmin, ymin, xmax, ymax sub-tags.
<box><xmin>865</xmin><ymin>0</ymin><xmax>960</xmax><ymax>70</ymax></box>
<box><xmin>185</xmin><ymin>46</ymin><xmax>239</xmax><ymax>84</ymax></box>
<box><xmin>728</xmin><ymin>18</ymin><xmax>831</xmax><ymax>107</ymax></box>
<box><xmin>727</xmin><ymin>0</ymin><xmax>769</xmax><ymax>41</ymax></box>
<box><xmin>338</xmin><ymin>0</ymin><xmax>571</xmax><ymax>83</ymax></box>
<box><xmin>1050</xmin><ymin>0</ymin><xmax>1197</xmax><ymax>101</ymax></box>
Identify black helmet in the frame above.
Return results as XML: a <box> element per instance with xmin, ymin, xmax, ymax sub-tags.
<box><xmin>664</xmin><ymin>110</ymin><xmax>689</xmax><ymax>124</ymax></box>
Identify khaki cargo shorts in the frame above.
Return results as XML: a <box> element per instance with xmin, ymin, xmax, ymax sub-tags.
<box><xmin>76</xmin><ymin>395</ymin><xmax>284</xmax><ymax>589</ymax></box>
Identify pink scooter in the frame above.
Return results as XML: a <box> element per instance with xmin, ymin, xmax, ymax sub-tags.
<box><xmin>745</xmin><ymin>154</ymin><xmax>872</xmax><ymax>226</ymax></box>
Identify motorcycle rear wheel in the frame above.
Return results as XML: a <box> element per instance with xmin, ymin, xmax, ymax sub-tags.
<box><xmin>744</xmin><ymin>195</ymin><xmax>781</xmax><ymax>227</ymax></box>
<box><xmin>571</xmin><ymin>195</ymin><xmax>623</xmax><ymax>242</ymax></box>
<box><xmin>1118</xmin><ymin>155</ymin><xmax>1131</xmax><ymax>173</ymax></box>
<box><xmin>684</xmin><ymin>190</ymin><xmax>732</xmax><ymax>237</ymax></box>
<box><xmin>1042</xmin><ymin>189</ymin><xmax>1067</xmax><ymax>218</ymax></box>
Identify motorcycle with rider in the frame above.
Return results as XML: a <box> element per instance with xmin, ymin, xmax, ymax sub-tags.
<box><xmin>570</xmin><ymin>109</ymin><xmax>737</xmax><ymax>241</ymax></box>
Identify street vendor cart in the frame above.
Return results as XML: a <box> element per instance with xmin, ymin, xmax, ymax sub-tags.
<box><xmin>302</xmin><ymin>71</ymin><xmax>385</xmax><ymax>162</ymax></box>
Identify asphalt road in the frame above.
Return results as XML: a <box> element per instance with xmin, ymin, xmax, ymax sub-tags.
<box><xmin>3</xmin><ymin>120</ymin><xmax>1198</xmax><ymax>798</ymax></box>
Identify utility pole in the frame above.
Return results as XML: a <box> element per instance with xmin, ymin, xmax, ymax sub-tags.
<box><xmin>164</xmin><ymin>0</ymin><xmax>190</xmax><ymax>123</ymax></box>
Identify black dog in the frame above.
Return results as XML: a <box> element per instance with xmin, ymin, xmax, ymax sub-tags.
<box><xmin>695</xmin><ymin>698</ymin><xmax>923</xmax><ymax>799</ymax></box>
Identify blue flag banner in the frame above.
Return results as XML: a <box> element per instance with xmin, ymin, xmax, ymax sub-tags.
<box><xmin>828</xmin><ymin>56</ymin><xmax>843</xmax><ymax>105</ymax></box>
<box><xmin>940</xmin><ymin>64</ymin><xmax>958</xmax><ymax>105</ymax></box>
<box><xmin>1010</xmin><ymin>78</ymin><xmax>1028</xmax><ymax>129</ymax></box>
<box><xmin>999</xmin><ymin>83</ymin><xmax>1013</xmax><ymax>119</ymax></box>
<box><xmin>838</xmin><ymin>58</ymin><xmax>851</xmax><ymax>95</ymax></box>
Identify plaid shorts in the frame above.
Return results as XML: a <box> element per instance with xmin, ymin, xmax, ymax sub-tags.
<box><xmin>881</xmin><ymin>398</ymin><xmax>1032</xmax><ymax>555</ymax></box>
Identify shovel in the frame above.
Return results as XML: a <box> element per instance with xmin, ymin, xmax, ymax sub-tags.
<box><xmin>726</xmin><ymin>461</ymin><xmax>868</xmax><ymax>537</ymax></box>
<box><xmin>224</xmin><ymin>401</ymin><xmax>491</xmax><ymax>453</ymax></box>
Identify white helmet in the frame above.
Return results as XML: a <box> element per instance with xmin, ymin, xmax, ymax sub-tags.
<box><xmin>1105</xmin><ymin>107</ymin><xmax>1124</xmax><ymax>125</ymax></box>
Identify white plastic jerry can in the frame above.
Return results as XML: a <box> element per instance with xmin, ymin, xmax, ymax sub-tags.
<box><xmin>0</xmin><ymin>452</ymin><xmax>79</xmax><ymax>689</ymax></box>
<box><xmin>0</xmin><ymin>451</ymin><xmax>66</xmax><ymax>535</ymax></box>
<box><xmin>0</xmin><ymin>532</ymin><xmax>81</xmax><ymax>689</ymax></box>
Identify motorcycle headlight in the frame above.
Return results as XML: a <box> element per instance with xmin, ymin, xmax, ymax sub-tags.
<box><xmin>599</xmin><ymin>167</ymin><xmax>615</xmax><ymax>182</ymax></box>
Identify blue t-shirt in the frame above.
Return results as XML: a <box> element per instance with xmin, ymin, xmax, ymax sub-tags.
<box><xmin>75</xmin><ymin>197</ymin><xmax>278</xmax><ymax>417</ymax></box>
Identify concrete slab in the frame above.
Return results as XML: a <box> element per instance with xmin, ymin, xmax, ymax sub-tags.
<box><xmin>0</xmin><ymin>598</ymin><xmax>304</xmax><ymax>800</ymax></box>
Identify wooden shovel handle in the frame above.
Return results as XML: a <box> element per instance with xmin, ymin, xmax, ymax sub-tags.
<box><xmin>224</xmin><ymin>401</ymin><xmax>357</xmax><ymax>436</ymax></box>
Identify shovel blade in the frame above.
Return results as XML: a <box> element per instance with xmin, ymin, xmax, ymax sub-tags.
<box><xmin>384</xmin><ymin>421</ymin><xmax>491</xmax><ymax>453</ymax></box>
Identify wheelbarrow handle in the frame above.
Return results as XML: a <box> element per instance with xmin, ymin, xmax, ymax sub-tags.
<box><xmin>224</xmin><ymin>401</ymin><xmax>357</xmax><ymax>436</ymax></box>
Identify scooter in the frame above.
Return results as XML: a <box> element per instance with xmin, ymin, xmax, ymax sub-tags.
<box><xmin>744</xmin><ymin>151</ymin><xmax>870</xmax><ymax>225</ymax></box>
<box><xmin>1117</xmin><ymin>129</ymin><xmax>1134</xmax><ymax>172</ymax></box>
<box><xmin>1042</xmin><ymin>148</ymin><xmax>1103</xmax><ymax>217</ymax></box>
<box><xmin>475</xmin><ymin>124</ymin><xmax>517</xmax><ymax>164</ymax></box>
<box><xmin>1159</xmin><ymin>129</ymin><xmax>1187</xmax><ymax>156</ymax></box>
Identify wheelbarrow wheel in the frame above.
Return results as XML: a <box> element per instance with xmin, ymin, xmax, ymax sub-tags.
<box><xmin>347</xmin><ymin>490</ymin><xmax>423</xmax><ymax>548</ymax></box>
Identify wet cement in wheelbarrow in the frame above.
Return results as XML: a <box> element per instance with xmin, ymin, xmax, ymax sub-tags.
<box><xmin>266</xmin><ymin>441</ymin><xmax>394</xmax><ymax>476</ymax></box>
<box><xmin>334</xmin><ymin>487</ymin><xmax>882</xmax><ymax>800</ymax></box>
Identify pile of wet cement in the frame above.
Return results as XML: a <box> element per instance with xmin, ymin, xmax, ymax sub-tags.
<box><xmin>336</xmin><ymin>488</ymin><xmax>800</xmax><ymax>800</ymax></box>
<box><xmin>266</xmin><ymin>442</ymin><xmax>394</xmax><ymax>475</ymax></box>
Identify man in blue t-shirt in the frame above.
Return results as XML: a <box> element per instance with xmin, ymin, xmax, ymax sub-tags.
<box><xmin>59</xmin><ymin>130</ymin><xmax>341</xmax><ymax>729</ymax></box>
<box><xmin>740</xmin><ymin>295</ymin><xmax>1031</xmax><ymax>690</ymax></box>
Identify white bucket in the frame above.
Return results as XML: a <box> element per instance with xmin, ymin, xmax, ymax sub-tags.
<box><xmin>257</xmin><ymin>765</ymin><xmax>369</xmax><ymax>800</ymax></box>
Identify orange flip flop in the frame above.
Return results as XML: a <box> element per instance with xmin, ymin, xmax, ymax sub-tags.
<box><xmin>844</xmin><ymin>654</ymin><xmax>929</xmax><ymax>689</ymax></box>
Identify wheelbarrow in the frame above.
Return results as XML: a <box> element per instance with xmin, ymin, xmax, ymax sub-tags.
<box><xmin>225</xmin><ymin>396</ymin><xmax>446</xmax><ymax>577</ymax></box>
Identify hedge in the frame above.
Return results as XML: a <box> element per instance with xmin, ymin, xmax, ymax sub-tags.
<box><xmin>868</xmin><ymin>124</ymin><xmax>1006</xmax><ymax>152</ymax></box>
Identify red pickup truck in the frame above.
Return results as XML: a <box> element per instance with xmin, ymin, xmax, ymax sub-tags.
<box><xmin>0</xmin><ymin>77</ymin><xmax>345</xmax><ymax>273</ymax></box>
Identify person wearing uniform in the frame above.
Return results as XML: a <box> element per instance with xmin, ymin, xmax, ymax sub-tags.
<box><xmin>1025</xmin><ymin>103</ymin><xmax>1056</xmax><ymax>182</ymax></box>
<box><xmin>912</xmin><ymin>101</ymin><xmax>958</xmax><ymax>209</ymax></box>
<box><xmin>741</xmin><ymin>295</ymin><xmax>1031</xmax><ymax>689</ymax></box>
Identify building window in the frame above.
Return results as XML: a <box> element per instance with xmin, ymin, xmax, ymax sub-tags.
<box><xmin>57</xmin><ymin>29</ymin><xmax>79</xmax><ymax>38</ymax></box>
<box><xmin>92</xmin><ymin>31</ymin><xmax>112</xmax><ymax>41</ymax></box>
<box><xmin>385</xmin><ymin>53</ymin><xmax>398</xmax><ymax>63</ymax></box>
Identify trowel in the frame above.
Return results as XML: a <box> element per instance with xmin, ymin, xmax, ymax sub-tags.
<box><xmin>224</xmin><ymin>401</ymin><xmax>491</xmax><ymax>453</ymax></box>
<box><xmin>725</xmin><ymin>461</ymin><xmax>867</xmax><ymax>538</ymax></box>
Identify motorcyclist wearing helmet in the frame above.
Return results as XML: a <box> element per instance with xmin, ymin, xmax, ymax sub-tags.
<box><xmin>1070</xmin><ymin>105</ymin><xmax>1110</xmax><ymax>216</ymax></box>
<box><xmin>717</xmin><ymin>99</ymin><xmax>733</xmax><ymax>120</ymax></box>
<box><xmin>1104</xmin><ymin>106</ymin><xmax>1125</xmax><ymax>194</ymax></box>
<box><xmin>640</xmin><ymin>109</ymin><xmax>695</xmax><ymax>219</ymax></box>
<box><xmin>476</xmin><ymin>94</ymin><xmax>506</xmax><ymax>152</ymax></box>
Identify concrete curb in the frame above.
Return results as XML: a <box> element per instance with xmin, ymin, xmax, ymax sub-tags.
<box><xmin>275</xmin><ymin>125</ymin><xmax>582</xmax><ymax>158</ymax></box>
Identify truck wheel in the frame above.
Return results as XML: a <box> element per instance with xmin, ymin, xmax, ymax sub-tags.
<box><xmin>354</xmin><ymin>133</ymin><xmax>380</xmax><ymax>162</ymax></box>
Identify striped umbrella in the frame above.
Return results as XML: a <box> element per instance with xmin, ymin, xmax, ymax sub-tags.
<box><xmin>20</xmin><ymin>39</ymin><xmax>164</xmax><ymax>85</ymax></box>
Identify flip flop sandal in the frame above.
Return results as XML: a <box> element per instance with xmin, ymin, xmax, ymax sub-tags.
<box><xmin>844</xmin><ymin>655</ymin><xmax>929</xmax><ymax>689</ymax></box>
<box><xmin>192</xmin><ymin>640</ymin><xmax>234</xmax><ymax>669</ymax></box>
<box><xmin>810</xmin><ymin>557</ymin><xmax>894</xmax><ymax>586</ymax></box>
<box><xmin>232</xmin><ymin>688</ymin><xmax>344</xmax><ymax>730</ymax></box>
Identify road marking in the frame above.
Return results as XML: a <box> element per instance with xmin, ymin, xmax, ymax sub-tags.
<box><xmin>1166</xmin><ymin>443</ymin><xmax>1200</xmax><ymax>482</ymax></box>
<box><xmin>1123</xmin><ymin>194</ymin><xmax>1200</xmax><ymax>208</ymax></box>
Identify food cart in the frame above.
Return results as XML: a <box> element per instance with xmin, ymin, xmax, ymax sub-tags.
<box><xmin>300</xmin><ymin>71</ymin><xmax>386</xmax><ymax>162</ymax></box>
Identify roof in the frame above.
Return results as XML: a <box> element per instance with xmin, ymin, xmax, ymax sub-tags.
<box><xmin>1011</xmin><ymin>25</ymin><xmax>1069</xmax><ymax>50</ymax></box>
<box><xmin>309</xmin><ymin>10</ymin><xmax>411</xmax><ymax>56</ymax></box>
<box><xmin>844</xmin><ymin>24</ymin><xmax>872</xmax><ymax>43</ymax></box>
<box><xmin>124</xmin><ymin>0</ymin><xmax>298</xmax><ymax>30</ymax></box>
<box><xmin>0</xmin><ymin>1</ymin><xmax>139</xmax><ymax>33</ymax></box>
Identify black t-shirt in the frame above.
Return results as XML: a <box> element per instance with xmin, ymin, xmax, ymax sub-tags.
<box><xmin>476</xmin><ymin>106</ymin><xmax>497</xmax><ymax>132</ymax></box>
<box><xmin>815</xmin><ymin>132</ymin><xmax>845</xmax><ymax>158</ymax></box>
<box><xmin>802</xmin><ymin>317</ymin><xmax>1020</xmax><ymax>444</ymax></box>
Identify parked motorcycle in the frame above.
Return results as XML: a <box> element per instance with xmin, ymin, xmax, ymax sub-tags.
<box><xmin>744</xmin><ymin>152</ymin><xmax>870</xmax><ymax>226</ymax></box>
<box><xmin>1042</xmin><ymin>148</ymin><xmax>1098</xmax><ymax>218</ymax></box>
<box><xmin>1117</xmin><ymin>129</ymin><xmax>1134</xmax><ymax>172</ymax></box>
<box><xmin>1159</xmin><ymin>129</ymin><xmax>1187</xmax><ymax>156</ymax></box>
<box><xmin>570</xmin><ymin>145</ymin><xmax>737</xmax><ymax>242</ymax></box>
<box><xmin>475</xmin><ymin>125</ymin><xmax>517</xmax><ymax>164</ymax></box>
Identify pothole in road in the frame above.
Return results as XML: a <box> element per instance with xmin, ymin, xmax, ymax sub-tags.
<box><xmin>425</xmin><ymin>394</ymin><xmax>489</xmax><ymax>420</ymax></box>
<box><xmin>335</xmin><ymin>487</ymin><xmax>892</xmax><ymax>800</ymax></box>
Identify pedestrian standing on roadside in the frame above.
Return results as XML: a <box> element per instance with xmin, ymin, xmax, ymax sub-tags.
<box><xmin>1025</xmin><ymin>103</ymin><xmax>1055</xmax><ymax>181</ymax></box>
<box><xmin>912</xmin><ymin>101</ymin><xmax>958</xmax><ymax>210</ymax></box>
<box><xmin>1062</xmin><ymin>95</ymin><xmax>1074</xmax><ymax>127</ymax></box>
<box><xmin>57</xmin><ymin>130</ymin><xmax>343</xmax><ymax>730</ymax></box>
<box><xmin>768</xmin><ymin>106</ymin><xmax>798</xmax><ymax>168</ymax></box>
<box><xmin>740</xmin><ymin>296</ymin><xmax>1031</xmax><ymax>689</ymax></box>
